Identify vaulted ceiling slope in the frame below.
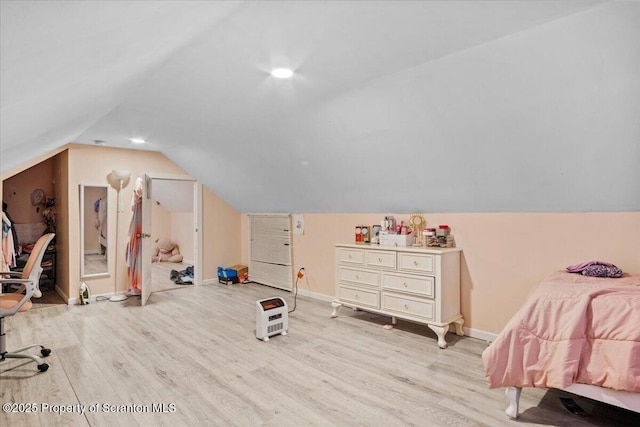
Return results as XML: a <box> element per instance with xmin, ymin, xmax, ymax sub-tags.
<box><xmin>2</xmin><ymin>1</ymin><xmax>638</xmax><ymax>213</ymax></box>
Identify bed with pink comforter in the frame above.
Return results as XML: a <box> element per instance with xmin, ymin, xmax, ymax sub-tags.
<box><xmin>483</xmin><ymin>271</ymin><xmax>640</xmax><ymax>392</ymax></box>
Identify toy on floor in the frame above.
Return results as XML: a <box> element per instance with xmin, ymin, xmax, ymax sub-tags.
<box><xmin>152</xmin><ymin>237</ymin><xmax>183</xmax><ymax>263</ymax></box>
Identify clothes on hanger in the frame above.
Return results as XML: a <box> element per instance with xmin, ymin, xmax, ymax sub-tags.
<box><xmin>95</xmin><ymin>198</ymin><xmax>108</xmax><ymax>254</ymax></box>
<box><xmin>126</xmin><ymin>178</ymin><xmax>143</xmax><ymax>295</ymax></box>
<box><xmin>2</xmin><ymin>211</ymin><xmax>16</xmax><ymax>271</ymax></box>
<box><xmin>2</xmin><ymin>202</ymin><xmax>19</xmax><ymax>258</ymax></box>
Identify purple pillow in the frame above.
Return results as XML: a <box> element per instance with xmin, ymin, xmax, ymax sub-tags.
<box><xmin>581</xmin><ymin>264</ymin><xmax>623</xmax><ymax>278</ymax></box>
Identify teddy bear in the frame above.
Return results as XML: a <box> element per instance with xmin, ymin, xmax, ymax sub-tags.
<box><xmin>152</xmin><ymin>237</ymin><xmax>183</xmax><ymax>263</ymax></box>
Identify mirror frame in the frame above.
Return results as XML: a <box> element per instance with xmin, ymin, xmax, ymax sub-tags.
<box><xmin>80</xmin><ymin>184</ymin><xmax>111</xmax><ymax>279</ymax></box>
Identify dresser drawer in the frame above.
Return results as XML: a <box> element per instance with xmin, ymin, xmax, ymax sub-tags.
<box><xmin>382</xmin><ymin>292</ymin><xmax>434</xmax><ymax>321</ymax></box>
<box><xmin>366</xmin><ymin>250</ymin><xmax>396</xmax><ymax>269</ymax></box>
<box><xmin>382</xmin><ymin>272</ymin><xmax>435</xmax><ymax>297</ymax></box>
<box><xmin>398</xmin><ymin>252</ymin><xmax>435</xmax><ymax>274</ymax></box>
<box><xmin>338</xmin><ymin>266</ymin><xmax>379</xmax><ymax>288</ymax></box>
<box><xmin>339</xmin><ymin>285</ymin><xmax>379</xmax><ymax>309</ymax></box>
<box><xmin>337</xmin><ymin>248</ymin><xmax>365</xmax><ymax>265</ymax></box>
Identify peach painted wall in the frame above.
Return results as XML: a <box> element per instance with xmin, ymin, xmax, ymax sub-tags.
<box><xmin>172</xmin><ymin>212</ymin><xmax>194</xmax><ymax>262</ymax></box>
<box><xmin>67</xmin><ymin>144</ymin><xmax>190</xmax><ymax>300</ymax></box>
<box><xmin>52</xmin><ymin>151</ymin><xmax>69</xmax><ymax>298</ymax></box>
<box><xmin>241</xmin><ymin>212</ymin><xmax>639</xmax><ymax>334</ymax></box>
<box><xmin>202</xmin><ymin>186</ymin><xmax>242</xmax><ymax>280</ymax></box>
<box><xmin>150</xmin><ymin>203</ymin><xmax>194</xmax><ymax>263</ymax></box>
<box><xmin>2</xmin><ymin>157</ymin><xmax>54</xmax><ymax>224</ymax></box>
<box><xmin>151</xmin><ymin>201</ymin><xmax>172</xmax><ymax>250</ymax></box>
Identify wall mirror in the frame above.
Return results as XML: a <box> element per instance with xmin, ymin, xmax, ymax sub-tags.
<box><xmin>80</xmin><ymin>184</ymin><xmax>110</xmax><ymax>278</ymax></box>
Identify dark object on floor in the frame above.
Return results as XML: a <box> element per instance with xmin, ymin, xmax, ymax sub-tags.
<box><xmin>218</xmin><ymin>276</ymin><xmax>239</xmax><ymax>285</ymax></box>
<box><xmin>559</xmin><ymin>397</ymin><xmax>588</xmax><ymax>416</ymax></box>
<box><xmin>217</xmin><ymin>266</ymin><xmax>239</xmax><ymax>285</ymax></box>
<box><xmin>170</xmin><ymin>266</ymin><xmax>194</xmax><ymax>285</ymax></box>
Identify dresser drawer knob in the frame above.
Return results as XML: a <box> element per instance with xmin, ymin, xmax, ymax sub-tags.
<box><xmin>378</xmin><ymin>257</ymin><xmax>383</xmax><ymax>262</ymax></box>
<box><xmin>355</xmin><ymin>294</ymin><xmax>359</xmax><ymax>299</ymax></box>
<box><xmin>404</xmin><ymin>304</ymin><xmax>409</xmax><ymax>309</ymax></box>
<box><xmin>403</xmin><ymin>282</ymin><xmax>408</xmax><ymax>287</ymax></box>
<box><xmin>348</xmin><ymin>254</ymin><xmax>352</xmax><ymax>259</ymax></box>
<box><xmin>413</xmin><ymin>261</ymin><xmax>419</xmax><ymax>266</ymax></box>
<box><xmin>355</xmin><ymin>274</ymin><xmax>360</xmax><ymax>280</ymax></box>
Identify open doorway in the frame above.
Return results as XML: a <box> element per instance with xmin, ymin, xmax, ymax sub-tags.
<box><xmin>141</xmin><ymin>175</ymin><xmax>202</xmax><ymax>302</ymax></box>
<box><xmin>2</xmin><ymin>156</ymin><xmax>66</xmax><ymax>307</ymax></box>
<box><xmin>150</xmin><ymin>179</ymin><xmax>194</xmax><ymax>292</ymax></box>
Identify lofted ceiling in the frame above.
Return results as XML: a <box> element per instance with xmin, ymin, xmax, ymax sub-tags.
<box><xmin>2</xmin><ymin>1</ymin><xmax>638</xmax><ymax>213</ymax></box>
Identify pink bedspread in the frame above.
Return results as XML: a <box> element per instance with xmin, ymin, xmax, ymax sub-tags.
<box><xmin>482</xmin><ymin>271</ymin><xmax>640</xmax><ymax>392</ymax></box>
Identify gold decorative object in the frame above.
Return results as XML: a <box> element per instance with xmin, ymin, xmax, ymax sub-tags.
<box><xmin>409</xmin><ymin>214</ymin><xmax>426</xmax><ymax>246</ymax></box>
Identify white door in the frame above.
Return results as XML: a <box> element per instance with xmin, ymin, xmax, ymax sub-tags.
<box><xmin>140</xmin><ymin>174</ymin><xmax>153</xmax><ymax>305</ymax></box>
<box><xmin>139</xmin><ymin>175</ymin><xmax>202</xmax><ymax>305</ymax></box>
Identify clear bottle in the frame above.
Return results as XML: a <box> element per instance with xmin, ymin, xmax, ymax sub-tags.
<box><xmin>446</xmin><ymin>235</ymin><xmax>454</xmax><ymax>248</ymax></box>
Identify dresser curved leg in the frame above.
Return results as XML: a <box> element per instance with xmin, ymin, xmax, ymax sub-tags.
<box><xmin>427</xmin><ymin>324</ymin><xmax>450</xmax><ymax>349</ymax></box>
<box><xmin>505</xmin><ymin>387</ymin><xmax>521</xmax><ymax>419</ymax></box>
<box><xmin>454</xmin><ymin>317</ymin><xmax>465</xmax><ymax>336</ymax></box>
<box><xmin>330</xmin><ymin>301</ymin><xmax>342</xmax><ymax>318</ymax></box>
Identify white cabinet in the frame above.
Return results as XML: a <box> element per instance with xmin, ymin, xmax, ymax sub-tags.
<box><xmin>331</xmin><ymin>244</ymin><xmax>464</xmax><ymax>348</ymax></box>
<box><xmin>249</xmin><ymin>215</ymin><xmax>293</xmax><ymax>291</ymax></box>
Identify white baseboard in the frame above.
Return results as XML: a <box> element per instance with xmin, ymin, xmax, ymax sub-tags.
<box><xmin>84</xmin><ymin>249</ymin><xmax>100</xmax><ymax>255</ymax></box>
<box><xmin>294</xmin><ymin>287</ymin><xmax>334</xmax><ymax>302</ymax></box>
<box><xmin>462</xmin><ymin>327</ymin><xmax>497</xmax><ymax>343</ymax></box>
<box><xmin>182</xmin><ymin>259</ymin><xmax>194</xmax><ymax>265</ymax></box>
<box><xmin>55</xmin><ymin>285</ymin><xmax>70</xmax><ymax>305</ymax></box>
<box><xmin>203</xmin><ymin>278</ymin><xmax>217</xmax><ymax>286</ymax></box>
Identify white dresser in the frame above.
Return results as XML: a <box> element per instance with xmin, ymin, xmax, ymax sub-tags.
<box><xmin>331</xmin><ymin>244</ymin><xmax>464</xmax><ymax>348</ymax></box>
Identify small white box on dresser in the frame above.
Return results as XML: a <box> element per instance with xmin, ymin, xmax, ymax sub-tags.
<box><xmin>379</xmin><ymin>234</ymin><xmax>414</xmax><ymax>247</ymax></box>
<box><xmin>331</xmin><ymin>243</ymin><xmax>464</xmax><ymax>349</ymax></box>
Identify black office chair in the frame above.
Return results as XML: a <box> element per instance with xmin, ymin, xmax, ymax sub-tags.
<box><xmin>0</xmin><ymin>233</ymin><xmax>55</xmax><ymax>372</ymax></box>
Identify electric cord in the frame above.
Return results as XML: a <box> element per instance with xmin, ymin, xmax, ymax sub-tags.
<box><xmin>288</xmin><ymin>276</ymin><xmax>299</xmax><ymax>313</ymax></box>
<box><xmin>288</xmin><ymin>267</ymin><xmax>304</xmax><ymax>314</ymax></box>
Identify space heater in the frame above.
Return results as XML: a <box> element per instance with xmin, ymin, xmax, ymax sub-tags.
<box><xmin>256</xmin><ymin>297</ymin><xmax>288</xmax><ymax>341</ymax></box>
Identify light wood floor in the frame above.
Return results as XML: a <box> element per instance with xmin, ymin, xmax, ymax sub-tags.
<box><xmin>151</xmin><ymin>261</ymin><xmax>193</xmax><ymax>293</ymax></box>
<box><xmin>1</xmin><ymin>283</ymin><xmax>638</xmax><ymax>426</ymax></box>
<box><xmin>31</xmin><ymin>287</ymin><xmax>66</xmax><ymax>308</ymax></box>
<box><xmin>83</xmin><ymin>254</ymin><xmax>108</xmax><ymax>276</ymax></box>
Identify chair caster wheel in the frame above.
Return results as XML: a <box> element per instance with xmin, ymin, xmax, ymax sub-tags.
<box><xmin>41</xmin><ymin>348</ymin><xmax>51</xmax><ymax>357</ymax></box>
<box><xmin>37</xmin><ymin>363</ymin><xmax>49</xmax><ymax>372</ymax></box>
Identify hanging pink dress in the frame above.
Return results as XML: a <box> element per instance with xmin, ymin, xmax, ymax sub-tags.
<box><xmin>126</xmin><ymin>178</ymin><xmax>143</xmax><ymax>295</ymax></box>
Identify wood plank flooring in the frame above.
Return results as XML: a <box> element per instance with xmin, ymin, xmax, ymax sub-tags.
<box><xmin>2</xmin><ymin>282</ymin><xmax>638</xmax><ymax>426</ymax></box>
<box><xmin>30</xmin><ymin>260</ymin><xmax>190</xmax><ymax>309</ymax></box>
<box><xmin>151</xmin><ymin>261</ymin><xmax>193</xmax><ymax>293</ymax></box>
<box><xmin>83</xmin><ymin>254</ymin><xmax>108</xmax><ymax>276</ymax></box>
<box><xmin>31</xmin><ymin>287</ymin><xmax>66</xmax><ymax>308</ymax></box>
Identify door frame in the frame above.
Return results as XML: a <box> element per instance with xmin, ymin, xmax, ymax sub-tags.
<box><xmin>141</xmin><ymin>173</ymin><xmax>203</xmax><ymax>304</ymax></box>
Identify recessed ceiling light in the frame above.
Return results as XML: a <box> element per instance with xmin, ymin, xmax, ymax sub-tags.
<box><xmin>129</xmin><ymin>138</ymin><xmax>146</xmax><ymax>144</ymax></box>
<box><xmin>271</xmin><ymin>68</ymin><xmax>293</xmax><ymax>79</ymax></box>
<box><xmin>93</xmin><ymin>140</ymin><xmax>106</xmax><ymax>145</ymax></box>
